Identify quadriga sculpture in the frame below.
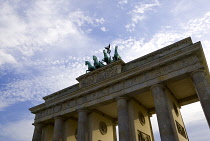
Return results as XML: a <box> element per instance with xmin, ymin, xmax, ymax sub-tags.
<box><xmin>85</xmin><ymin>44</ymin><xmax>121</xmax><ymax>73</ymax></box>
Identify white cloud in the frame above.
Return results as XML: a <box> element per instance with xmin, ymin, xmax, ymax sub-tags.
<box><xmin>0</xmin><ymin>50</ymin><xmax>17</xmax><ymax>65</ymax></box>
<box><xmin>0</xmin><ymin>0</ymin><xmax>105</xmax><ymax>105</ymax></box>
<box><xmin>117</xmin><ymin>0</ymin><xmax>128</xmax><ymax>8</ymax></box>
<box><xmin>68</xmin><ymin>10</ymin><xmax>94</xmax><ymax>27</ymax></box>
<box><xmin>0</xmin><ymin>116</ymin><xmax>34</xmax><ymax>141</ymax></box>
<box><xmin>101</xmin><ymin>27</ymin><xmax>107</xmax><ymax>32</ymax></box>
<box><xmin>0</xmin><ymin>58</ymin><xmax>86</xmax><ymax>103</ymax></box>
<box><xmin>95</xmin><ymin>18</ymin><xmax>105</xmax><ymax>24</ymax></box>
<box><xmin>0</xmin><ymin>0</ymin><xmax>102</xmax><ymax>60</ymax></box>
<box><xmin>0</xmin><ymin>100</ymin><xmax>11</xmax><ymax>111</ymax></box>
<box><xmin>171</xmin><ymin>0</ymin><xmax>194</xmax><ymax>16</ymax></box>
<box><xmin>118</xmin><ymin>0</ymin><xmax>128</xmax><ymax>5</ymax></box>
<box><xmin>181</xmin><ymin>102</ymin><xmax>207</xmax><ymax>124</ymax></box>
<box><xmin>115</xmin><ymin>10</ymin><xmax>210</xmax><ymax>64</ymax></box>
<box><xmin>181</xmin><ymin>11</ymin><xmax>210</xmax><ymax>38</ymax></box>
<box><xmin>125</xmin><ymin>0</ymin><xmax>160</xmax><ymax>32</ymax></box>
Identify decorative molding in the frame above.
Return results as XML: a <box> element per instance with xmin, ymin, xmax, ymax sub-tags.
<box><xmin>43</xmin><ymin>84</ymin><xmax>79</xmax><ymax>101</ymax></box>
<box><xmin>33</xmin><ymin>39</ymin><xmax>201</xmax><ymax>107</ymax></box>
<box><xmin>99</xmin><ymin>121</ymin><xmax>107</xmax><ymax>135</ymax></box>
<box><xmin>190</xmin><ymin>69</ymin><xmax>205</xmax><ymax>77</ymax></box>
<box><xmin>34</xmin><ymin>55</ymin><xmax>201</xmax><ymax>120</ymax></box>
<box><xmin>175</xmin><ymin>120</ymin><xmax>188</xmax><ymax>139</ymax></box>
<box><xmin>76</xmin><ymin>60</ymin><xmax>125</xmax><ymax>88</ymax></box>
<box><xmin>123</xmin><ymin>37</ymin><xmax>192</xmax><ymax>72</ymax></box>
<box><xmin>138</xmin><ymin>111</ymin><xmax>145</xmax><ymax>126</ymax></box>
<box><xmin>138</xmin><ymin>130</ymin><xmax>151</xmax><ymax>141</ymax></box>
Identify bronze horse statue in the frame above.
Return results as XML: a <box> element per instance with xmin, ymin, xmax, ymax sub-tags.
<box><xmin>85</xmin><ymin>61</ymin><xmax>95</xmax><ymax>73</ymax></box>
<box><xmin>113</xmin><ymin>46</ymin><xmax>121</xmax><ymax>61</ymax></box>
<box><xmin>102</xmin><ymin>50</ymin><xmax>112</xmax><ymax>64</ymax></box>
<box><xmin>93</xmin><ymin>55</ymin><xmax>104</xmax><ymax>69</ymax></box>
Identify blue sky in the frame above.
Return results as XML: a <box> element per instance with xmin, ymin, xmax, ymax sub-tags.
<box><xmin>0</xmin><ymin>0</ymin><xmax>210</xmax><ymax>140</ymax></box>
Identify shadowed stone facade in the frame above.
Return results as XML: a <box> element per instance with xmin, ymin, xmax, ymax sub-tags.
<box><xmin>30</xmin><ymin>37</ymin><xmax>210</xmax><ymax>141</ymax></box>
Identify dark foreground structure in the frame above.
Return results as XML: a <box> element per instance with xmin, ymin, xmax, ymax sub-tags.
<box><xmin>30</xmin><ymin>37</ymin><xmax>210</xmax><ymax>141</ymax></box>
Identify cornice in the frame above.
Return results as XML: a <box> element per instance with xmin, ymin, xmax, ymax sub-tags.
<box><xmin>29</xmin><ymin>103</ymin><xmax>46</xmax><ymax>114</ymax></box>
<box><xmin>29</xmin><ymin>37</ymin><xmax>206</xmax><ymax>114</ymax></box>
<box><xmin>43</xmin><ymin>83</ymin><xmax>79</xmax><ymax>102</ymax></box>
<box><xmin>123</xmin><ymin>37</ymin><xmax>192</xmax><ymax>72</ymax></box>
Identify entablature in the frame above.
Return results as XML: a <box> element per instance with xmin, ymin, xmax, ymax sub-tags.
<box><xmin>29</xmin><ymin>37</ymin><xmax>208</xmax><ymax>119</ymax></box>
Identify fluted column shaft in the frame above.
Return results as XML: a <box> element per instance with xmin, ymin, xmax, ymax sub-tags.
<box><xmin>112</xmin><ymin>122</ymin><xmax>117</xmax><ymax>141</ymax></box>
<box><xmin>151</xmin><ymin>84</ymin><xmax>177</xmax><ymax>141</ymax></box>
<box><xmin>77</xmin><ymin>109</ymin><xmax>88</xmax><ymax>141</ymax></box>
<box><xmin>32</xmin><ymin>123</ymin><xmax>43</xmax><ymax>141</ymax></box>
<box><xmin>117</xmin><ymin>97</ymin><xmax>132</xmax><ymax>141</ymax></box>
<box><xmin>53</xmin><ymin>117</ymin><xmax>64</xmax><ymax>141</ymax></box>
<box><xmin>191</xmin><ymin>70</ymin><xmax>210</xmax><ymax>127</ymax></box>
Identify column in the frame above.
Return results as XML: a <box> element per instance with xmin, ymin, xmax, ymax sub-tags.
<box><xmin>112</xmin><ymin>122</ymin><xmax>117</xmax><ymax>141</ymax></box>
<box><xmin>77</xmin><ymin>109</ymin><xmax>88</xmax><ymax>141</ymax></box>
<box><xmin>116</xmin><ymin>97</ymin><xmax>132</xmax><ymax>141</ymax></box>
<box><xmin>150</xmin><ymin>84</ymin><xmax>178</xmax><ymax>141</ymax></box>
<box><xmin>32</xmin><ymin>123</ymin><xmax>43</xmax><ymax>141</ymax></box>
<box><xmin>53</xmin><ymin>116</ymin><xmax>64</xmax><ymax>141</ymax></box>
<box><xmin>191</xmin><ymin>70</ymin><xmax>210</xmax><ymax>127</ymax></box>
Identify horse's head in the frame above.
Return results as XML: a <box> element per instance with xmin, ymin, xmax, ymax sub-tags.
<box><xmin>115</xmin><ymin>46</ymin><xmax>118</xmax><ymax>50</ymax></box>
<box><xmin>85</xmin><ymin>61</ymin><xmax>88</xmax><ymax>65</ymax></box>
<box><xmin>93</xmin><ymin>55</ymin><xmax>97</xmax><ymax>60</ymax></box>
<box><xmin>103</xmin><ymin>50</ymin><xmax>106</xmax><ymax>53</ymax></box>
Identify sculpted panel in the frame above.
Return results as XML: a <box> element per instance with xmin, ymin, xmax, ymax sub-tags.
<box><xmin>78</xmin><ymin>62</ymin><xmax>123</xmax><ymax>88</ymax></box>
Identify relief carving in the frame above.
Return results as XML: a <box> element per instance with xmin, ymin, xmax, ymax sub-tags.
<box><xmin>54</xmin><ymin>105</ymin><xmax>61</xmax><ymax>112</ymax></box>
<box><xmin>175</xmin><ymin>120</ymin><xmax>188</xmax><ymax>139</ymax></box>
<box><xmin>138</xmin><ymin>130</ymin><xmax>151</xmax><ymax>141</ymax></box>
<box><xmin>36</xmin><ymin>56</ymin><xmax>199</xmax><ymax>119</ymax></box>
<box><xmin>78</xmin><ymin>63</ymin><xmax>122</xmax><ymax>88</ymax></box>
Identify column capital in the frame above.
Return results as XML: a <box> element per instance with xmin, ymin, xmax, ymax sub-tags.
<box><xmin>32</xmin><ymin>123</ymin><xmax>43</xmax><ymax>141</ymax></box>
<box><xmin>77</xmin><ymin>108</ymin><xmax>89</xmax><ymax>113</ymax></box>
<box><xmin>54</xmin><ymin>116</ymin><xmax>63</xmax><ymax>120</ymax></box>
<box><xmin>190</xmin><ymin>69</ymin><xmax>205</xmax><ymax>77</ymax></box>
<box><xmin>32</xmin><ymin>123</ymin><xmax>43</xmax><ymax>127</ymax></box>
<box><xmin>150</xmin><ymin>84</ymin><xmax>165</xmax><ymax>91</ymax></box>
<box><xmin>116</xmin><ymin>96</ymin><xmax>130</xmax><ymax>101</ymax></box>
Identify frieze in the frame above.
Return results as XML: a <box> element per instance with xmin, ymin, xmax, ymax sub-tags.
<box><xmin>38</xmin><ymin>38</ymin><xmax>196</xmax><ymax>104</ymax></box>
<box><xmin>35</xmin><ymin>55</ymin><xmax>200</xmax><ymax>119</ymax></box>
<box><xmin>77</xmin><ymin>60</ymin><xmax>125</xmax><ymax>88</ymax></box>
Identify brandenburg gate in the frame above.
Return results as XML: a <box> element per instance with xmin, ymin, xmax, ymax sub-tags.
<box><xmin>30</xmin><ymin>37</ymin><xmax>210</xmax><ymax>141</ymax></box>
